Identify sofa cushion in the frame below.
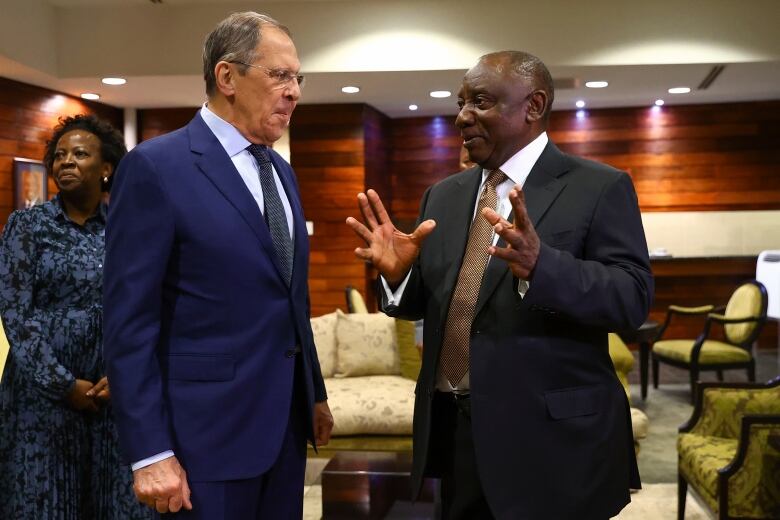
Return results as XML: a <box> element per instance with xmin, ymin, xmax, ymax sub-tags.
<box><xmin>335</xmin><ymin>310</ymin><xmax>400</xmax><ymax>377</ymax></box>
<box><xmin>311</xmin><ymin>311</ymin><xmax>338</xmax><ymax>378</ymax></box>
<box><xmin>326</xmin><ymin>375</ymin><xmax>415</xmax><ymax>435</ymax></box>
<box><xmin>630</xmin><ymin>407</ymin><xmax>649</xmax><ymax>440</ymax></box>
<box><xmin>678</xmin><ymin>432</ymin><xmax>738</xmax><ymax>512</ymax></box>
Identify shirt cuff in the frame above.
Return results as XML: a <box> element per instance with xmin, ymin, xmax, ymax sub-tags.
<box><xmin>380</xmin><ymin>270</ymin><xmax>413</xmax><ymax>306</ymax></box>
<box><xmin>131</xmin><ymin>450</ymin><xmax>175</xmax><ymax>471</ymax></box>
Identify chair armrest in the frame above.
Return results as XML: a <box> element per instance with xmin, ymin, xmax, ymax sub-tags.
<box><xmin>706</xmin><ymin>313</ymin><xmax>762</xmax><ymax>325</ymax></box>
<box><xmin>681</xmin><ymin>381</ymin><xmax>780</xmax><ymax>435</ymax></box>
<box><xmin>717</xmin><ymin>415</ymin><xmax>780</xmax><ymax>517</ymax></box>
<box><xmin>669</xmin><ymin>304</ymin><xmax>715</xmax><ymax>315</ymax></box>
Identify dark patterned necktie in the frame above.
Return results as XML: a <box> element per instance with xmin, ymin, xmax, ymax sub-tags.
<box><xmin>247</xmin><ymin>144</ymin><xmax>293</xmax><ymax>286</ymax></box>
<box><xmin>439</xmin><ymin>169</ymin><xmax>507</xmax><ymax>386</ymax></box>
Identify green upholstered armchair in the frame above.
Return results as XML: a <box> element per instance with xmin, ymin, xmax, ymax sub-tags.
<box><xmin>652</xmin><ymin>280</ymin><xmax>767</xmax><ymax>402</ymax></box>
<box><xmin>677</xmin><ymin>379</ymin><xmax>780</xmax><ymax>520</ymax></box>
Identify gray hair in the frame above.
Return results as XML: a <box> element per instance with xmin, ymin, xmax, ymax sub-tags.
<box><xmin>203</xmin><ymin>11</ymin><xmax>291</xmax><ymax>96</ymax></box>
<box><xmin>481</xmin><ymin>50</ymin><xmax>555</xmax><ymax>121</ymax></box>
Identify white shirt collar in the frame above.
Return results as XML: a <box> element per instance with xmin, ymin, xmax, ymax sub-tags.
<box><xmin>482</xmin><ymin>131</ymin><xmax>549</xmax><ymax>187</ymax></box>
<box><xmin>199</xmin><ymin>103</ymin><xmax>251</xmax><ymax>158</ymax></box>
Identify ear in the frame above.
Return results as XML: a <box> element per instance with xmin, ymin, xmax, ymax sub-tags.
<box><xmin>526</xmin><ymin>90</ymin><xmax>548</xmax><ymax>123</ymax></box>
<box><xmin>102</xmin><ymin>162</ymin><xmax>114</xmax><ymax>181</ymax></box>
<box><xmin>214</xmin><ymin>61</ymin><xmax>237</xmax><ymax>97</ymax></box>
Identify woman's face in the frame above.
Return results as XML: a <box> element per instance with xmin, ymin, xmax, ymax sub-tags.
<box><xmin>52</xmin><ymin>130</ymin><xmax>111</xmax><ymax>197</ymax></box>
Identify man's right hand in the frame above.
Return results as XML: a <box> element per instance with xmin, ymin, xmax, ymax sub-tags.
<box><xmin>133</xmin><ymin>456</ymin><xmax>193</xmax><ymax>514</ymax></box>
<box><xmin>346</xmin><ymin>189</ymin><xmax>436</xmax><ymax>286</ymax></box>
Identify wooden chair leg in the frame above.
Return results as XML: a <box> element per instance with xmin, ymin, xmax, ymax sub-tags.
<box><xmin>747</xmin><ymin>360</ymin><xmax>756</xmax><ymax>382</ymax></box>
<box><xmin>689</xmin><ymin>368</ymin><xmax>699</xmax><ymax>404</ymax></box>
<box><xmin>716</xmin><ymin>369</ymin><xmax>724</xmax><ymax>381</ymax></box>
<box><xmin>652</xmin><ymin>356</ymin><xmax>660</xmax><ymax>389</ymax></box>
<box><xmin>678</xmin><ymin>472</ymin><xmax>687</xmax><ymax>520</ymax></box>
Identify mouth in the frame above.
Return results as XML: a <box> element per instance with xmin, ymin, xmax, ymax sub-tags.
<box><xmin>57</xmin><ymin>171</ymin><xmax>79</xmax><ymax>182</ymax></box>
<box><xmin>462</xmin><ymin>135</ymin><xmax>483</xmax><ymax>148</ymax></box>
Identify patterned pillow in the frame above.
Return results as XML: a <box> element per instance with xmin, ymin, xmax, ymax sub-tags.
<box><xmin>335</xmin><ymin>310</ymin><xmax>400</xmax><ymax>377</ymax></box>
<box><xmin>310</xmin><ymin>312</ymin><xmax>337</xmax><ymax>378</ymax></box>
<box><xmin>326</xmin><ymin>375</ymin><xmax>415</xmax><ymax>435</ymax></box>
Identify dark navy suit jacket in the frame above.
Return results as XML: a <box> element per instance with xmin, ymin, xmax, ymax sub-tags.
<box><xmin>103</xmin><ymin>114</ymin><xmax>326</xmax><ymax>481</ymax></box>
<box><xmin>384</xmin><ymin>142</ymin><xmax>653</xmax><ymax>519</ymax></box>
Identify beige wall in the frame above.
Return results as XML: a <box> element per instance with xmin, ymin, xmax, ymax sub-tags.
<box><xmin>642</xmin><ymin>210</ymin><xmax>780</xmax><ymax>258</ymax></box>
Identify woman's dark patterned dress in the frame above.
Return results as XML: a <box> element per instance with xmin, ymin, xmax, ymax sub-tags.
<box><xmin>0</xmin><ymin>197</ymin><xmax>153</xmax><ymax>519</ymax></box>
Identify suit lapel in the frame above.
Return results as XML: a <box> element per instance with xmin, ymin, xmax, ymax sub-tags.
<box><xmin>438</xmin><ymin>166</ymin><xmax>483</xmax><ymax>325</ymax></box>
<box><xmin>473</xmin><ymin>142</ymin><xmax>569</xmax><ymax>317</ymax></box>
<box><xmin>187</xmin><ymin>116</ymin><xmax>288</xmax><ymax>285</ymax></box>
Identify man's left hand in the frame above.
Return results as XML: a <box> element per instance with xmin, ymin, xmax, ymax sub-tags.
<box><xmin>482</xmin><ymin>186</ymin><xmax>540</xmax><ymax>280</ymax></box>
<box><xmin>313</xmin><ymin>401</ymin><xmax>334</xmax><ymax>446</ymax></box>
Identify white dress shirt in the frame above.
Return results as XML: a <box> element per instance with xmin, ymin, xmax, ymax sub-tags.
<box><xmin>381</xmin><ymin>131</ymin><xmax>549</xmax><ymax>393</ymax></box>
<box><xmin>131</xmin><ymin>105</ymin><xmax>295</xmax><ymax>471</ymax></box>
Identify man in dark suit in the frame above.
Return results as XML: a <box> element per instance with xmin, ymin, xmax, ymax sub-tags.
<box><xmin>103</xmin><ymin>12</ymin><xmax>333</xmax><ymax>518</ymax></box>
<box><xmin>347</xmin><ymin>51</ymin><xmax>653</xmax><ymax>519</ymax></box>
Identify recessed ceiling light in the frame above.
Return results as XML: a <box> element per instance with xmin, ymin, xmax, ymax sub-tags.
<box><xmin>585</xmin><ymin>81</ymin><xmax>609</xmax><ymax>88</ymax></box>
<box><xmin>575</xmin><ymin>100</ymin><xmax>586</xmax><ymax>108</ymax></box>
<box><xmin>429</xmin><ymin>90</ymin><xmax>451</xmax><ymax>98</ymax></box>
<box><xmin>80</xmin><ymin>93</ymin><xmax>100</xmax><ymax>100</ymax></box>
<box><xmin>655</xmin><ymin>99</ymin><xmax>665</xmax><ymax>106</ymax></box>
<box><xmin>408</xmin><ymin>104</ymin><xmax>418</xmax><ymax>111</ymax></box>
<box><xmin>341</xmin><ymin>86</ymin><xmax>360</xmax><ymax>94</ymax></box>
<box><xmin>668</xmin><ymin>87</ymin><xmax>691</xmax><ymax>94</ymax></box>
<box><xmin>102</xmin><ymin>77</ymin><xmax>126</xmax><ymax>85</ymax></box>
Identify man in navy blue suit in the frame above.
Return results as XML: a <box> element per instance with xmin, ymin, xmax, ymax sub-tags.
<box><xmin>103</xmin><ymin>12</ymin><xmax>333</xmax><ymax>518</ymax></box>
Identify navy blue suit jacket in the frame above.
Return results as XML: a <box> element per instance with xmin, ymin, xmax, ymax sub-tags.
<box><xmin>103</xmin><ymin>114</ymin><xmax>326</xmax><ymax>481</ymax></box>
<box><xmin>384</xmin><ymin>142</ymin><xmax>653</xmax><ymax>519</ymax></box>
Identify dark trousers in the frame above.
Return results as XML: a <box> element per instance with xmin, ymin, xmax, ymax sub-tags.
<box><xmin>435</xmin><ymin>392</ymin><xmax>495</xmax><ymax>520</ymax></box>
<box><xmin>162</xmin><ymin>359</ymin><xmax>308</xmax><ymax>520</ymax></box>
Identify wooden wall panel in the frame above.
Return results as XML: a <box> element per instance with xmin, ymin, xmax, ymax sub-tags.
<box><xmin>291</xmin><ymin>104</ymin><xmax>369</xmax><ymax>317</ymax></box>
<box><xmin>0</xmin><ymin>77</ymin><xmax>122</xmax><ymax>227</ymax></box>
<box><xmin>138</xmin><ymin>107</ymin><xmax>199</xmax><ymax>142</ymax></box>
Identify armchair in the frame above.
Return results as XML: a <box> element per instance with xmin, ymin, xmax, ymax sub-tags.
<box><xmin>677</xmin><ymin>380</ymin><xmax>780</xmax><ymax>519</ymax></box>
<box><xmin>652</xmin><ymin>280</ymin><xmax>767</xmax><ymax>402</ymax></box>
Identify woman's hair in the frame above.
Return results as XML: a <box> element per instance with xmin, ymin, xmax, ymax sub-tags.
<box><xmin>43</xmin><ymin>114</ymin><xmax>127</xmax><ymax>191</ymax></box>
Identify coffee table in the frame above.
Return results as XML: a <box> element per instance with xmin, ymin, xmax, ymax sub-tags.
<box><xmin>321</xmin><ymin>450</ymin><xmax>435</xmax><ymax>519</ymax></box>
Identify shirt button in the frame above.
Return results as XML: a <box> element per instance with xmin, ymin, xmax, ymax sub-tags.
<box><xmin>98</xmin><ymin>264</ymin><xmax>103</xmax><ymax>268</ymax></box>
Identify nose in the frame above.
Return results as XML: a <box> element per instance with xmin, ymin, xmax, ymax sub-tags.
<box><xmin>455</xmin><ymin>105</ymin><xmax>473</xmax><ymax>129</ymax></box>
<box><xmin>285</xmin><ymin>80</ymin><xmax>301</xmax><ymax>102</ymax></box>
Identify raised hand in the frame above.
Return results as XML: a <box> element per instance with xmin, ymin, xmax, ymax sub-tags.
<box><xmin>346</xmin><ymin>189</ymin><xmax>436</xmax><ymax>286</ymax></box>
<box><xmin>482</xmin><ymin>186</ymin><xmax>540</xmax><ymax>280</ymax></box>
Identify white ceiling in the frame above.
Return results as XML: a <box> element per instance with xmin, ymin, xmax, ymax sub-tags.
<box><xmin>2</xmin><ymin>0</ymin><xmax>779</xmax><ymax>118</ymax></box>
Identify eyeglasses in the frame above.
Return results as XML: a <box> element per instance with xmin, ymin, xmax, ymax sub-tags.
<box><xmin>231</xmin><ymin>61</ymin><xmax>305</xmax><ymax>89</ymax></box>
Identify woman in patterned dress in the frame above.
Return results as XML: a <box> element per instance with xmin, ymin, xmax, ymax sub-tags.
<box><xmin>0</xmin><ymin>115</ymin><xmax>152</xmax><ymax>519</ymax></box>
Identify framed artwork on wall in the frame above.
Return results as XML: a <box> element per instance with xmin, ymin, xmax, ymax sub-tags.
<box><xmin>13</xmin><ymin>158</ymin><xmax>47</xmax><ymax>210</ymax></box>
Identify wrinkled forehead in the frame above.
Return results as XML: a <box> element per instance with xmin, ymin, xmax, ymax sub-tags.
<box><xmin>460</xmin><ymin>58</ymin><xmax>527</xmax><ymax>94</ymax></box>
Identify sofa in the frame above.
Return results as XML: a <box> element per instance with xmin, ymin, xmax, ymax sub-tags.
<box><xmin>309</xmin><ymin>306</ymin><xmax>648</xmax><ymax>456</ymax></box>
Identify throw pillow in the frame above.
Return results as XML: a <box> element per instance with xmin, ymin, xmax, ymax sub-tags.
<box><xmin>310</xmin><ymin>311</ymin><xmax>337</xmax><ymax>378</ymax></box>
<box><xmin>335</xmin><ymin>310</ymin><xmax>400</xmax><ymax>377</ymax></box>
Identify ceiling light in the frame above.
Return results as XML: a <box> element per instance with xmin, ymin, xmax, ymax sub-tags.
<box><xmin>102</xmin><ymin>77</ymin><xmax>126</xmax><ymax>85</ymax></box>
<box><xmin>429</xmin><ymin>90</ymin><xmax>451</xmax><ymax>98</ymax></box>
<box><xmin>341</xmin><ymin>86</ymin><xmax>360</xmax><ymax>94</ymax></box>
<box><xmin>576</xmin><ymin>110</ymin><xmax>586</xmax><ymax>119</ymax></box>
<box><xmin>668</xmin><ymin>87</ymin><xmax>691</xmax><ymax>94</ymax></box>
<box><xmin>408</xmin><ymin>104</ymin><xmax>418</xmax><ymax>111</ymax></box>
<box><xmin>80</xmin><ymin>93</ymin><xmax>100</xmax><ymax>100</ymax></box>
<box><xmin>585</xmin><ymin>81</ymin><xmax>608</xmax><ymax>88</ymax></box>
<box><xmin>575</xmin><ymin>100</ymin><xmax>586</xmax><ymax>108</ymax></box>
<box><xmin>655</xmin><ymin>99</ymin><xmax>665</xmax><ymax>106</ymax></box>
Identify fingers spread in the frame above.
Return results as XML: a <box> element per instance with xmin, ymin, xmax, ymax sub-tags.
<box><xmin>509</xmin><ymin>187</ymin><xmax>530</xmax><ymax>229</ymax></box>
<box><xmin>366</xmin><ymin>189</ymin><xmax>391</xmax><ymax>226</ymax></box>
<box><xmin>346</xmin><ymin>216</ymin><xmax>373</xmax><ymax>245</ymax></box>
<box><xmin>411</xmin><ymin>219</ymin><xmax>437</xmax><ymax>241</ymax></box>
<box><xmin>357</xmin><ymin>192</ymin><xmax>379</xmax><ymax>229</ymax></box>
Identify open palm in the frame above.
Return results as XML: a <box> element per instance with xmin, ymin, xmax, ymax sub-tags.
<box><xmin>346</xmin><ymin>189</ymin><xmax>436</xmax><ymax>286</ymax></box>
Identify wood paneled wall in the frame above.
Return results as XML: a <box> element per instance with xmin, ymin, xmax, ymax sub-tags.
<box><xmin>0</xmin><ymin>77</ymin><xmax>122</xmax><ymax>225</ymax></box>
<box><xmin>550</xmin><ymin>101</ymin><xmax>780</xmax><ymax>212</ymax></box>
<box><xmin>138</xmin><ymin>107</ymin><xmax>199</xmax><ymax>142</ymax></box>
<box><xmin>290</xmin><ymin>104</ymin><xmax>372</xmax><ymax>317</ymax></box>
